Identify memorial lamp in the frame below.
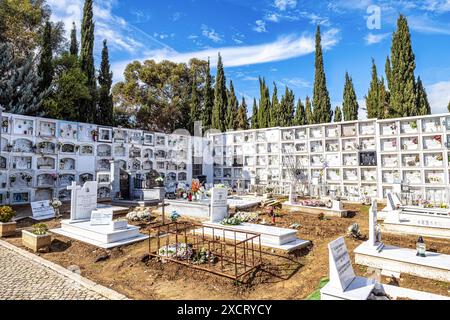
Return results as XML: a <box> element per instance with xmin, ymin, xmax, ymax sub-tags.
<box><xmin>416</xmin><ymin>236</ymin><xmax>426</xmax><ymax>257</ymax></box>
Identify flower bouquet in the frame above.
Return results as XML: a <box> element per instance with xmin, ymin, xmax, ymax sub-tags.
<box><xmin>191</xmin><ymin>179</ymin><xmax>201</xmax><ymax>200</ymax></box>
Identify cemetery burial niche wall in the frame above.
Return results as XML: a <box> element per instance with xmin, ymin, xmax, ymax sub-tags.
<box><xmin>0</xmin><ymin>112</ymin><xmax>195</xmax><ymax>204</ymax></box>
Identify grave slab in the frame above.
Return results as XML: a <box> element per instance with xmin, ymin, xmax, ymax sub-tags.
<box><xmin>282</xmin><ymin>202</ymin><xmax>347</xmax><ymax>217</ymax></box>
<box><xmin>198</xmin><ymin>222</ymin><xmax>310</xmax><ymax>252</ymax></box>
<box><xmin>382</xmin><ymin>214</ymin><xmax>450</xmax><ymax>239</ymax></box>
<box><xmin>354</xmin><ymin>243</ymin><xmax>450</xmax><ymax>282</ymax></box>
<box><xmin>320</xmin><ymin>237</ymin><xmax>450</xmax><ymax>300</ymax></box>
<box><xmin>51</xmin><ymin>221</ymin><xmax>148</xmax><ymax>249</ymax></box>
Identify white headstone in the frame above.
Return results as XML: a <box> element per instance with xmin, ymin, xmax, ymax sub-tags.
<box><xmin>332</xmin><ymin>200</ymin><xmax>343</xmax><ymax>211</ymax></box>
<box><xmin>67</xmin><ymin>181</ymin><xmax>98</xmax><ymax>221</ymax></box>
<box><xmin>368</xmin><ymin>199</ymin><xmax>384</xmax><ymax>250</ymax></box>
<box><xmin>30</xmin><ymin>200</ymin><xmax>55</xmax><ymax>220</ymax></box>
<box><xmin>210</xmin><ymin>187</ymin><xmax>228</xmax><ymax>222</ymax></box>
<box><xmin>328</xmin><ymin>237</ymin><xmax>356</xmax><ymax>292</ymax></box>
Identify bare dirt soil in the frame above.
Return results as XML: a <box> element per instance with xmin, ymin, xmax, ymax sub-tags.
<box><xmin>4</xmin><ymin>201</ymin><xmax>450</xmax><ymax>300</ymax></box>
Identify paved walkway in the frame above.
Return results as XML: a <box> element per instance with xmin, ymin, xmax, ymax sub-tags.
<box><xmin>0</xmin><ymin>241</ymin><xmax>126</xmax><ymax>300</ymax></box>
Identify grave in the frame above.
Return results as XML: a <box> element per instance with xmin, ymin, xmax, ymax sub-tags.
<box><xmin>51</xmin><ymin>181</ymin><xmax>148</xmax><ymax>248</ymax></box>
<box><xmin>380</xmin><ymin>192</ymin><xmax>450</xmax><ymax>239</ymax></box>
<box><xmin>282</xmin><ymin>199</ymin><xmax>347</xmax><ymax>218</ymax></box>
<box><xmin>354</xmin><ymin>200</ymin><xmax>450</xmax><ymax>282</ymax></box>
<box><xmin>200</xmin><ymin>222</ymin><xmax>310</xmax><ymax>252</ymax></box>
<box><xmin>30</xmin><ymin>200</ymin><xmax>55</xmax><ymax>221</ymax></box>
<box><xmin>198</xmin><ymin>189</ymin><xmax>310</xmax><ymax>252</ymax></box>
<box><xmin>320</xmin><ymin>237</ymin><xmax>449</xmax><ymax>300</ymax></box>
<box><xmin>155</xmin><ymin>187</ymin><xmax>230</xmax><ymax>221</ymax></box>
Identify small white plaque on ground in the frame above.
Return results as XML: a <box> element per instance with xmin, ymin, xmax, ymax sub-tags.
<box><xmin>90</xmin><ymin>210</ymin><xmax>113</xmax><ymax>226</ymax></box>
<box><xmin>31</xmin><ymin>200</ymin><xmax>55</xmax><ymax>220</ymax></box>
<box><xmin>328</xmin><ymin>237</ymin><xmax>356</xmax><ymax>292</ymax></box>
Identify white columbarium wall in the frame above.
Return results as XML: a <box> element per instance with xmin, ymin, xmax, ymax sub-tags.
<box><xmin>209</xmin><ymin>113</ymin><xmax>450</xmax><ymax>203</ymax></box>
<box><xmin>0</xmin><ymin>112</ymin><xmax>199</xmax><ymax>204</ymax></box>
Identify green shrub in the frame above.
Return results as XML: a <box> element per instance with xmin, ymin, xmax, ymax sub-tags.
<box><xmin>0</xmin><ymin>206</ymin><xmax>16</xmax><ymax>223</ymax></box>
<box><xmin>32</xmin><ymin>223</ymin><xmax>48</xmax><ymax>235</ymax></box>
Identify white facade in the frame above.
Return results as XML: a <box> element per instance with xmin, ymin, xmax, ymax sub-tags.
<box><xmin>209</xmin><ymin>113</ymin><xmax>450</xmax><ymax>203</ymax></box>
<box><xmin>0</xmin><ymin>112</ymin><xmax>199</xmax><ymax>204</ymax></box>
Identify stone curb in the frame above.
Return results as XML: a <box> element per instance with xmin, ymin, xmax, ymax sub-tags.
<box><xmin>0</xmin><ymin>239</ymin><xmax>129</xmax><ymax>300</ymax></box>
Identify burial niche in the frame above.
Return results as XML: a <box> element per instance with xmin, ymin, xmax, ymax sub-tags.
<box><xmin>59</xmin><ymin>158</ymin><xmax>75</xmax><ymax>170</ymax></box>
<box><xmin>37</xmin><ymin>157</ymin><xmax>56</xmax><ymax>170</ymax></box>
<box><xmin>12</xmin><ymin>138</ymin><xmax>33</xmax><ymax>153</ymax></box>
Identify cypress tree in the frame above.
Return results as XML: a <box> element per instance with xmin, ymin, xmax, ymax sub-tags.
<box><xmin>189</xmin><ymin>76</ymin><xmax>199</xmax><ymax>133</ymax></box>
<box><xmin>342</xmin><ymin>72</ymin><xmax>359</xmax><ymax>121</ymax></box>
<box><xmin>279</xmin><ymin>87</ymin><xmax>295</xmax><ymax>127</ymax></box>
<box><xmin>80</xmin><ymin>0</ymin><xmax>96</xmax><ymax>123</ymax></box>
<box><xmin>416</xmin><ymin>77</ymin><xmax>431</xmax><ymax>116</ymax></box>
<box><xmin>70</xmin><ymin>22</ymin><xmax>78</xmax><ymax>56</ymax></box>
<box><xmin>226</xmin><ymin>80</ymin><xmax>239</xmax><ymax>130</ymax></box>
<box><xmin>201</xmin><ymin>58</ymin><xmax>213</xmax><ymax>132</ymax></box>
<box><xmin>334</xmin><ymin>106</ymin><xmax>342</xmax><ymax>122</ymax></box>
<box><xmin>38</xmin><ymin>21</ymin><xmax>53</xmax><ymax>97</ymax></box>
<box><xmin>378</xmin><ymin>77</ymin><xmax>390</xmax><ymax>119</ymax></box>
<box><xmin>269</xmin><ymin>82</ymin><xmax>279</xmax><ymax>127</ymax></box>
<box><xmin>448</xmin><ymin>101</ymin><xmax>450</xmax><ymax>113</ymax></box>
<box><xmin>257</xmin><ymin>77</ymin><xmax>270</xmax><ymax>128</ymax></box>
<box><xmin>385</xmin><ymin>56</ymin><xmax>392</xmax><ymax>93</ymax></box>
<box><xmin>305</xmin><ymin>96</ymin><xmax>313</xmax><ymax>124</ymax></box>
<box><xmin>366</xmin><ymin>59</ymin><xmax>380</xmax><ymax>119</ymax></box>
<box><xmin>312</xmin><ymin>26</ymin><xmax>332</xmax><ymax>124</ymax></box>
<box><xmin>0</xmin><ymin>42</ymin><xmax>46</xmax><ymax>115</ymax></box>
<box><xmin>251</xmin><ymin>98</ymin><xmax>259</xmax><ymax>129</ymax></box>
<box><xmin>97</xmin><ymin>40</ymin><xmax>113</xmax><ymax>126</ymax></box>
<box><xmin>294</xmin><ymin>99</ymin><xmax>306</xmax><ymax>126</ymax></box>
<box><xmin>236</xmin><ymin>97</ymin><xmax>249</xmax><ymax>130</ymax></box>
<box><xmin>212</xmin><ymin>53</ymin><xmax>227</xmax><ymax>131</ymax></box>
<box><xmin>389</xmin><ymin>15</ymin><xmax>417</xmax><ymax>117</ymax></box>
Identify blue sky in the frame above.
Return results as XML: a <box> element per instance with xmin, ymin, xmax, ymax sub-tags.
<box><xmin>48</xmin><ymin>0</ymin><xmax>450</xmax><ymax>116</ymax></box>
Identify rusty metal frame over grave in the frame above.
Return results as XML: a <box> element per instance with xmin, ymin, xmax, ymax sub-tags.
<box><xmin>148</xmin><ymin>221</ymin><xmax>263</xmax><ymax>281</ymax></box>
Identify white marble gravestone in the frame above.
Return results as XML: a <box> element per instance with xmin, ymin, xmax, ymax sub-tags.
<box><xmin>67</xmin><ymin>181</ymin><xmax>98</xmax><ymax>222</ymax></box>
<box><xmin>52</xmin><ymin>180</ymin><xmax>149</xmax><ymax>248</ymax></box>
<box><xmin>30</xmin><ymin>200</ymin><xmax>55</xmax><ymax>221</ymax></box>
<box><xmin>210</xmin><ymin>187</ymin><xmax>228</xmax><ymax>222</ymax></box>
<box><xmin>321</xmin><ymin>237</ymin><xmax>450</xmax><ymax>300</ymax></box>
<box><xmin>327</xmin><ymin>237</ymin><xmax>357</xmax><ymax>292</ymax></box>
<box><xmin>366</xmin><ymin>199</ymin><xmax>384</xmax><ymax>251</ymax></box>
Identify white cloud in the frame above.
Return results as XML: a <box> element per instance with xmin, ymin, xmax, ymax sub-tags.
<box><xmin>364</xmin><ymin>32</ymin><xmax>390</xmax><ymax>45</ymax></box>
<box><xmin>47</xmin><ymin>0</ymin><xmax>170</xmax><ymax>56</ymax></box>
<box><xmin>201</xmin><ymin>25</ymin><xmax>223</xmax><ymax>43</ymax></box>
<box><xmin>282</xmin><ymin>78</ymin><xmax>311</xmax><ymax>88</ymax></box>
<box><xmin>274</xmin><ymin>0</ymin><xmax>297</xmax><ymax>11</ymax></box>
<box><xmin>253</xmin><ymin>20</ymin><xmax>267</xmax><ymax>33</ymax></box>
<box><xmin>266</xmin><ymin>13</ymin><xmax>280</xmax><ymax>22</ymax></box>
<box><xmin>426</xmin><ymin>81</ymin><xmax>450</xmax><ymax>114</ymax></box>
<box><xmin>421</xmin><ymin>0</ymin><xmax>450</xmax><ymax>12</ymax></box>
<box><xmin>112</xmin><ymin>29</ymin><xmax>341</xmax><ymax>82</ymax></box>
<box><xmin>408</xmin><ymin>15</ymin><xmax>450</xmax><ymax>35</ymax></box>
<box><xmin>242</xmin><ymin>76</ymin><xmax>260</xmax><ymax>81</ymax></box>
<box><xmin>232</xmin><ymin>33</ymin><xmax>245</xmax><ymax>44</ymax></box>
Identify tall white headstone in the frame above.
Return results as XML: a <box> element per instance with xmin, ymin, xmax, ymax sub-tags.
<box><xmin>210</xmin><ymin>187</ymin><xmax>228</xmax><ymax>222</ymax></box>
<box><xmin>327</xmin><ymin>237</ymin><xmax>356</xmax><ymax>292</ymax></box>
<box><xmin>288</xmin><ymin>182</ymin><xmax>296</xmax><ymax>204</ymax></box>
<box><xmin>367</xmin><ymin>199</ymin><xmax>384</xmax><ymax>251</ymax></box>
<box><xmin>67</xmin><ymin>181</ymin><xmax>98</xmax><ymax>221</ymax></box>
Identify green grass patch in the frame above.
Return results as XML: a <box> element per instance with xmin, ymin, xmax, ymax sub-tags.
<box><xmin>305</xmin><ymin>277</ymin><xmax>329</xmax><ymax>300</ymax></box>
<box><xmin>359</xmin><ymin>205</ymin><xmax>370</xmax><ymax>215</ymax></box>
